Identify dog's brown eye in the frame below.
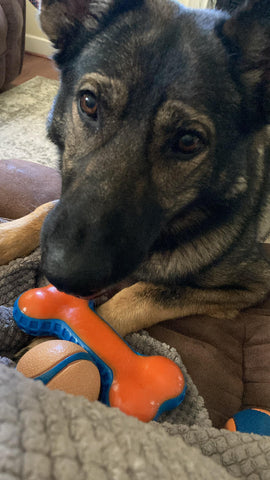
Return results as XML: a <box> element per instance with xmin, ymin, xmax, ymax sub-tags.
<box><xmin>79</xmin><ymin>91</ymin><xmax>98</xmax><ymax>118</ymax></box>
<box><xmin>178</xmin><ymin>133</ymin><xmax>202</xmax><ymax>154</ymax></box>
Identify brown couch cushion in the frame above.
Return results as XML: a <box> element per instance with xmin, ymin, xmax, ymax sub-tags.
<box><xmin>0</xmin><ymin>159</ymin><xmax>61</xmax><ymax>219</ymax></box>
<box><xmin>0</xmin><ymin>5</ymin><xmax>8</xmax><ymax>88</ymax></box>
<box><xmin>0</xmin><ymin>0</ymin><xmax>25</xmax><ymax>90</ymax></box>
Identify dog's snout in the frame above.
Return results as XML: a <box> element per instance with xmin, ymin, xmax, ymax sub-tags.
<box><xmin>41</xmin><ymin>242</ymin><xmax>76</xmax><ymax>294</ymax></box>
<box><xmin>41</xmin><ymin>235</ymin><xmax>115</xmax><ymax>296</ymax></box>
<box><xmin>41</xmin><ymin>214</ymin><xmax>114</xmax><ymax>296</ymax></box>
<box><xmin>41</xmin><ymin>254</ymin><xmax>100</xmax><ymax>297</ymax></box>
<box><xmin>41</xmin><ymin>186</ymin><xmax>162</xmax><ymax>297</ymax></box>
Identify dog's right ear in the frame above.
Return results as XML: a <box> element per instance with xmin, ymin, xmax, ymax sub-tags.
<box><xmin>40</xmin><ymin>0</ymin><xmax>142</xmax><ymax>51</ymax></box>
<box><xmin>218</xmin><ymin>0</ymin><xmax>270</xmax><ymax>124</ymax></box>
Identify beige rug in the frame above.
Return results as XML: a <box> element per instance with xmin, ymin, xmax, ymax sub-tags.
<box><xmin>0</xmin><ymin>76</ymin><xmax>59</xmax><ymax>168</ymax></box>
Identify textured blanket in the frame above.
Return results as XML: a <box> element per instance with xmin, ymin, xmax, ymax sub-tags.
<box><xmin>0</xmin><ymin>251</ymin><xmax>270</xmax><ymax>480</ymax></box>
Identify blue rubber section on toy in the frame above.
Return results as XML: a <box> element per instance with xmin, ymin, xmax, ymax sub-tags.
<box><xmin>153</xmin><ymin>384</ymin><xmax>186</xmax><ymax>421</ymax></box>
<box><xmin>34</xmin><ymin>352</ymin><xmax>94</xmax><ymax>385</ymax></box>
<box><xmin>13</xmin><ymin>298</ymin><xmax>113</xmax><ymax>405</ymax></box>
<box><xmin>234</xmin><ymin>410</ymin><xmax>270</xmax><ymax>436</ymax></box>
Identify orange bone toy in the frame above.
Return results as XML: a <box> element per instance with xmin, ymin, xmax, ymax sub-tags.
<box><xmin>13</xmin><ymin>285</ymin><xmax>186</xmax><ymax>422</ymax></box>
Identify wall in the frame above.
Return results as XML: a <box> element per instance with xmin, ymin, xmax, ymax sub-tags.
<box><xmin>25</xmin><ymin>2</ymin><xmax>53</xmax><ymax>56</ymax></box>
<box><xmin>181</xmin><ymin>0</ymin><xmax>210</xmax><ymax>7</ymax></box>
<box><xmin>25</xmin><ymin>0</ymin><xmax>211</xmax><ymax>57</ymax></box>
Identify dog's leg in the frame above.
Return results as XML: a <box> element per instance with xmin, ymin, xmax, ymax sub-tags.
<box><xmin>0</xmin><ymin>201</ymin><xmax>57</xmax><ymax>266</ymax></box>
<box><xmin>97</xmin><ymin>282</ymin><xmax>265</xmax><ymax>336</ymax></box>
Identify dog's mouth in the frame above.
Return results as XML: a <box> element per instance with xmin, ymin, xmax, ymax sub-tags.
<box><xmin>77</xmin><ymin>280</ymin><xmax>134</xmax><ymax>307</ymax></box>
<box><xmin>79</xmin><ymin>289</ymin><xmax>109</xmax><ymax>301</ymax></box>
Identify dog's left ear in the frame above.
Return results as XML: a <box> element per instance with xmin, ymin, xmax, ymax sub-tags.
<box><xmin>40</xmin><ymin>0</ymin><xmax>143</xmax><ymax>51</ymax></box>
<box><xmin>219</xmin><ymin>0</ymin><xmax>270</xmax><ymax>123</ymax></box>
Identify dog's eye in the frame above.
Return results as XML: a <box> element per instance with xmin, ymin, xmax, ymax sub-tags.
<box><xmin>79</xmin><ymin>91</ymin><xmax>98</xmax><ymax>119</ymax></box>
<box><xmin>177</xmin><ymin>133</ymin><xmax>202</xmax><ymax>154</ymax></box>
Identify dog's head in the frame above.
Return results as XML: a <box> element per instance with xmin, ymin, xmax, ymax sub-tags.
<box><xmin>40</xmin><ymin>0</ymin><xmax>270</xmax><ymax>296</ymax></box>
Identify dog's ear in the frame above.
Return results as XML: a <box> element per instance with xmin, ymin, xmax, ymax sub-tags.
<box><xmin>219</xmin><ymin>0</ymin><xmax>270</xmax><ymax>123</ymax></box>
<box><xmin>40</xmin><ymin>0</ymin><xmax>142</xmax><ymax>50</ymax></box>
<box><xmin>216</xmin><ymin>0</ymin><xmax>246</xmax><ymax>14</ymax></box>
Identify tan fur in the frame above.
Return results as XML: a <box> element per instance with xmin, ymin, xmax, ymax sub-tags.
<box><xmin>0</xmin><ymin>201</ymin><xmax>57</xmax><ymax>266</ymax></box>
<box><xmin>96</xmin><ymin>281</ymin><xmax>263</xmax><ymax>336</ymax></box>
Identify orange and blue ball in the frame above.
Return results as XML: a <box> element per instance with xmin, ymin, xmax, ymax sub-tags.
<box><xmin>17</xmin><ymin>340</ymin><xmax>101</xmax><ymax>402</ymax></box>
<box><xmin>225</xmin><ymin>409</ymin><xmax>270</xmax><ymax>436</ymax></box>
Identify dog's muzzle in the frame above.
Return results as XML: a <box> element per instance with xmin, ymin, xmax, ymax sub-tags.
<box><xmin>41</xmin><ymin>195</ymin><xmax>162</xmax><ymax>297</ymax></box>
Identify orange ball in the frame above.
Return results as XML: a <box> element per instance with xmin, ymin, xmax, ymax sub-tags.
<box><xmin>17</xmin><ymin>340</ymin><xmax>101</xmax><ymax>402</ymax></box>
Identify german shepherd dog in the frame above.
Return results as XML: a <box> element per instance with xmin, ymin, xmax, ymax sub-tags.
<box><xmin>39</xmin><ymin>0</ymin><xmax>270</xmax><ymax>337</ymax></box>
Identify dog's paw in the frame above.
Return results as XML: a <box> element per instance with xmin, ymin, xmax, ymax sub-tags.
<box><xmin>96</xmin><ymin>282</ymin><xmax>156</xmax><ymax>336</ymax></box>
<box><xmin>96</xmin><ymin>289</ymin><xmax>136</xmax><ymax>336</ymax></box>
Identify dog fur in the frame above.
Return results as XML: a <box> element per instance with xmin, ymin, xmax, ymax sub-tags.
<box><xmin>35</xmin><ymin>0</ymin><xmax>270</xmax><ymax>336</ymax></box>
<box><xmin>0</xmin><ymin>202</ymin><xmax>56</xmax><ymax>267</ymax></box>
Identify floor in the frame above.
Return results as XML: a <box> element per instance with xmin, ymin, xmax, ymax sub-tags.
<box><xmin>6</xmin><ymin>52</ymin><xmax>59</xmax><ymax>90</ymax></box>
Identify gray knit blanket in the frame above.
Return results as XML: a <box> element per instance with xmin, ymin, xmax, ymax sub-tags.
<box><xmin>0</xmin><ymin>251</ymin><xmax>269</xmax><ymax>480</ymax></box>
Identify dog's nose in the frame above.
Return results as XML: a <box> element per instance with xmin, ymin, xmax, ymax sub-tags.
<box><xmin>40</xmin><ymin>186</ymin><xmax>162</xmax><ymax>296</ymax></box>
<box><xmin>40</xmin><ymin>203</ymin><xmax>113</xmax><ymax>295</ymax></box>
<box><xmin>41</xmin><ymin>236</ymin><xmax>115</xmax><ymax>296</ymax></box>
<box><xmin>41</xmin><ymin>244</ymin><xmax>75</xmax><ymax>294</ymax></box>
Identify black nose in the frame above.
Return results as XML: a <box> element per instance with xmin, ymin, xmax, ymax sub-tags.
<box><xmin>40</xmin><ymin>189</ymin><xmax>162</xmax><ymax>296</ymax></box>
<box><xmin>41</xmin><ymin>220</ymin><xmax>115</xmax><ymax>296</ymax></box>
<box><xmin>41</xmin><ymin>244</ymin><xmax>97</xmax><ymax>297</ymax></box>
<box><xmin>40</xmin><ymin>204</ymin><xmax>141</xmax><ymax>297</ymax></box>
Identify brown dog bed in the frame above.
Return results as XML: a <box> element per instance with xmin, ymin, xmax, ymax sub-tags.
<box><xmin>149</xmin><ymin>291</ymin><xmax>270</xmax><ymax>428</ymax></box>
